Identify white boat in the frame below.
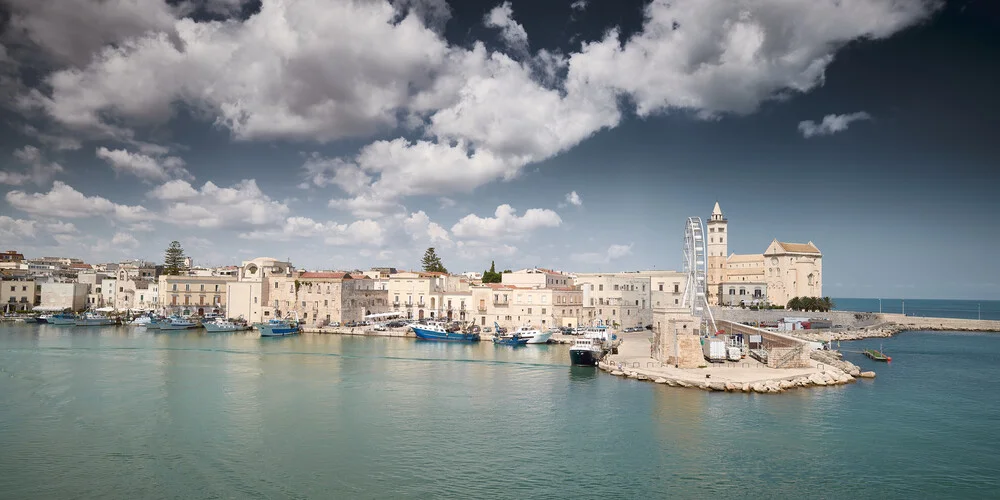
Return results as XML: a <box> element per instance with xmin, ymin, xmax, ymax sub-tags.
<box><xmin>256</xmin><ymin>318</ymin><xmax>299</xmax><ymax>337</ymax></box>
<box><xmin>203</xmin><ymin>319</ymin><xmax>249</xmax><ymax>332</ymax></box>
<box><xmin>75</xmin><ymin>312</ymin><xmax>115</xmax><ymax>326</ymax></box>
<box><xmin>497</xmin><ymin>325</ymin><xmax>553</xmax><ymax>344</ymax></box>
<box><xmin>158</xmin><ymin>317</ymin><xmax>199</xmax><ymax>330</ymax></box>
<box><xmin>129</xmin><ymin>315</ymin><xmax>153</xmax><ymax>326</ymax></box>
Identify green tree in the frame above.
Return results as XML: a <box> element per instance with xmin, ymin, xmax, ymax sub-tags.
<box><xmin>421</xmin><ymin>247</ymin><xmax>448</xmax><ymax>273</ymax></box>
<box><xmin>501</xmin><ymin>269</ymin><xmax>512</xmax><ymax>274</ymax></box>
<box><xmin>482</xmin><ymin>261</ymin><xmax>502</xmax><ymax>283</ymax></box>
<box><xmin>163</xmin><ymin>240</ymin><xmax>187</xmax><ymax>275</ymax></box>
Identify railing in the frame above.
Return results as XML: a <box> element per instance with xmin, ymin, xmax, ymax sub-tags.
<box><xmin>774</xmin><ymin>345</ymin><xmax>805</xmax><ymax>369</ymax></box>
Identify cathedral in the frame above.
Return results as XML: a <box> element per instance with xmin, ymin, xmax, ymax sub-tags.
<box><xmin>705</xmin><ymin>203</ymin><xmax>823</xmax><ymax>307</ymax></box>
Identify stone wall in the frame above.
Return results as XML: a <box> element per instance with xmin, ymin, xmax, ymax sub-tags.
<box><xmin>712</xmin><ymin>307</ymin><xmax>884</xmax><ymax>328</ymax></box>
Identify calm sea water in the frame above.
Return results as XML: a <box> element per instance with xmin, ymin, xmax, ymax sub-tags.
<box><xmin>1</xmin><ymin>325</ymin><xmax>999</xmax><ymax>499</ymax></box>
<box><xmin>833</xmin><ymin>297</ymin><xmax>1000</xmax><ymax>321</ymax></box>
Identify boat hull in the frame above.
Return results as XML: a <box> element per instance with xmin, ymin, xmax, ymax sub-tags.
<box><xmin>48</xmin><ymin>317</ymin><xmax>77</xmax><ymax>326</ymax></box>
<box><xmin>75</xmin><ymin>319</ymin><xmax>115</xmax><ymax>326</ymax></box>
<box><xmin>203</xmin><ymin>323</ymin><xmax>247</xmax><ymax>332</ymax></box>
<box><xmin>526</xmin><ymin>331</ymin><xmax>553</xmax><ymax>344</ymax></box>
<box><xmin>259</xmin><ymin>326</ymin><xmax>298</xmax><ymax>337</ymax></box>
<box><xmin>570</xmin><ymin>348</ymin><xmax>602</xmax><ymax>366</ymax></box>
<box><xmin>412</xmin><ymin>326</ymin><xmax>479</xmax><ymax>342</ymax></box>
<box><xmin>493</xmin><ymin>337</ymin><xmax>529</xmax><ymax>346</ymax></box>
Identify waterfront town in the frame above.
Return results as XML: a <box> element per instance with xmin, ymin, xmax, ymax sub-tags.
<box><xmin>4</xmin><ymin>203</ymin><xmax>997</xmax><ymax>393</ymax></box>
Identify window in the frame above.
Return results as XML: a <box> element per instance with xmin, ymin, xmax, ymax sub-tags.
<box><xmin>674</xmin><ymin>284</ymin><xmax>679</xmax><ymax>293</ymax></box>
<box><xmin>598</xmin><ymin>284</ymin><xmax>603</xmax><ymax>291</ymax></box>
<box><xmin>275</xmin><ymin>282</ymin><xmax>279</xmax><ymax>289</ymax></box>
<box><xmin>324</xmin><ymin>300</ymin><xmax>328</xmax><ymax>306</ymax></box>
<box><xmin>658</xmin><ymin>284</ymin><xmax>663</xmax><ymax>292</ymax></box>
<box><xmin>200</xmin><ymin>284</ymin><xmax>204</xmax><ymax>291</ymax></box>
<box><xmin>302</xmin><ymin>301</ymin><xmax>306</xmax><ymax>307</ymax></box>
<box><xmin>719</xmin><ymin>227</ymin><xmax>725</xmax><ymax>233</ymax></box>
<box><xmin>527</xmin><ymin>308</ymin><xmax>532</xmax><ymax>314</ymax></box>
<box><xmin>215</xmin><ymin>285</ymin><xmax>219</xmax><ymax>292</ymax></box>
<box><xmin>120</xmin><ymin>287</ymin><xmax>124</xmax><ymax>292</ymax></box>
<box><xmin>185</xmin><ymin>284</ymin><xmax>190</xmax><ymax>291</ymax></box>
<box><xmin>614</xmin><ymin>284</ymin><xmax>619</xmax><ymax>291</ymax></box>
<box><xmin>9</xmin><ymin>286</ymin><xmax>13</xmax><ymax>292</ymax></box>
<box><xmin>172</xmin><ymin>284</ymin><xmax>177</xmax><ymax>291</ymax></box>
<box><xmin>21</xmin><ymin>286</ymin><xmax>26</xmax><ymax>291</ymax></box>
<box><xmin>729</xmin><ymin>289</ymin><xmax>736</xmax><ymax>295</ymax></box>
<box><xmin>254</xmin><ymin>297</ymin><xmax>258</xmax><ymax>304</ymax></box>
<box><xmin>674</xmin><ymin>299</ymin><xmax>679</xmax><ymax>305</ymax></box>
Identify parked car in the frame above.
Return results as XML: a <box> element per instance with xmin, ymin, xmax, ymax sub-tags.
<box><xmin>330</xmin><ymin>321</ymin><xmax>341</xmax><ymax>327</ymax></box>
<box><xmin>483</xmin><ymin>327</ymin><xmax>493</xmax><ymax>333</ymax></box>
<box><xmin>373</xmin><ymin>324</ymin><xmax>387</xmax><ymax>331</ymax></box>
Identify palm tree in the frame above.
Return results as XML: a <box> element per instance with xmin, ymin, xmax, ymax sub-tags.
<box><xmin>822</xmin><ymin>297</ymin><xmax>834</xmax><ymax>312</ymax></box>
<box><xmin>787</xmin><ymin>297</ymin><xmax>801</xmax><ymax>311</ymax></box>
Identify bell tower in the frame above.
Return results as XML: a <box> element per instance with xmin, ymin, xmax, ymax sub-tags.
<box><xmin>706</xmin><ymin>202</ymin><xmax>728</xmax><ymax>304</ymax></box>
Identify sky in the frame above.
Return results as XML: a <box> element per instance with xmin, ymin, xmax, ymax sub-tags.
<box><xmin>0</xmin><ymin>0</ymin><xmax>997</xmax><ymax>300</ymax></box>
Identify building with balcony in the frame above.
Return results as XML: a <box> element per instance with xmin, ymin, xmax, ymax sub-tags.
<box><xmin>470</xmin><ymin>283</ymin><xmax>583</xmax><ymax>330</ymax></box>
<box><xmin>159</xmin><ymin>275</ymin><xmax>235</xmax><ymax>316</ymax></box>
<box><xmin>266</xmin><ymin>272</ymin><xmax>389</xmax><ymax>326</ymax></box>
<box><xmin>2</xmin><ymin>278</ymin><xmax>38</xmax><ymax>312</ymax></box>
<box><xmin>387</xmin><ymin>272</ymin><xmax>472</xmax><ymax>321</ymax></box>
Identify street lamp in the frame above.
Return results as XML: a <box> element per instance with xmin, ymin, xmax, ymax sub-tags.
<box><xmin>878</xmin><ymin>298</ymin><xmax>882</xmax><ymax>314</ymax></box>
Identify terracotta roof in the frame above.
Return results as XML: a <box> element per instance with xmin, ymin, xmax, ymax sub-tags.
<box><xmin>299</xmin><ymin>272</ymin><xmax>352</xmax><ymax>279</ymax></box>
<box><xmin>69</xmin><ymin>263</ymin><xmax>92</xmax><ymax>269</ymax></box>
<box><xmin>777</xmin><ymin>241</ymin><xmax>821</xmax><ymax>254</ymax></box>
<box><xmin>418</xmin><ymin>271</ymin><xmax>448</xmax><ymax>277</ymax></box>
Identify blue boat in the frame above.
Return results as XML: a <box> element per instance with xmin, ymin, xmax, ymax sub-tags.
<box><xmin>410</xmin><ymin>322</ymin><xmax>480</xmax><ymax>342</ymax></box>
<box><xmin>256</xmin><ymin>318</ymin><xmax>299</xmax><ymax>337</ymax></box>
<box><xmin>492</xmin><ymin>333</ymin><xmax>529</xmax><ymax>346</ymax></box>
<box><xmin>48</xmin><ymin>312</ymin><xmax>78</xmax><ymax>326</ymax></box>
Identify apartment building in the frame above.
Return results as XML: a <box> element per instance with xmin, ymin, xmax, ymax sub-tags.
<box><xmin>1</xmin><ymin>278</ymin><xmax>38</xmax><ymax>312</ymax></box>
<box><xmin>159</xmin><ymin>275</ymin><xmax>236</xmax><ymax>315</ymax></box>
<box><xmin>267</xmin><ymin>272</ymin><xmax>390</xmax><ymax>326</ymax></box>
<box><xmin>470</xmin><ymin>283</ymin><xmax>583</xmax><ymax>330</ymax></box>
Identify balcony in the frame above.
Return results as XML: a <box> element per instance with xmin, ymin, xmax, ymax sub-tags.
<box><xmin>477</xmin><ymin>306</ymin><xmax>487</xmax><ymax>312</ymax></box>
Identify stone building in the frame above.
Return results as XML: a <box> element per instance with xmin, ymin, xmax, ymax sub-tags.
<box><xmin>39</xmin><ymin>282</ymin><xmax>90</xmax><ymax>311</ymax></box>
<box><xmin>705</xmin><ymin>203</ymin><xmax>822</xmax><ymax>307</ymax></box>
<box><xmin>501</xmin><ymin>268</ymin><xmax>574</xmax><ymax>288</ymax></box>
<box><xmin>387</xmin><ymin>272</ymin><xmax>473</xmax><ymax>321</ymax></box>
<box><xmin>226</xmin><ymin>257</ymin><xmax>295</xmax><ymax>322</ymax></box>
<box><xmin>268</xmin><ymin>272</ymin><xmax>389</xmax><ymax>326</ymax></box>
<box><xmin>470</xmin><ymin>283</ymin><xmax>583</xmax><ymax>330</ymax></box>
<box><xmin>575</xmin><ymin>272</ymin><xmax>653</xmax><ymax>329</ymax></box>
<box><xmin>2</xmin><ymin>278</ymin><xmax>38</xmax><ymax>312</ymax></box>
<box><xmin>159</xmin><ymin>275</ymin><xmax>236</xmax><ymax>316</ymax></box>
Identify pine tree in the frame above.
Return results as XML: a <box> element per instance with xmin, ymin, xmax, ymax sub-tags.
<box><xmin>421</xmin><ymin>247</ymin><xmax>448</xmax><ymax>273</ymax></box>
<box><xmin>164</xmin><ymin>241</ymin><xmax>187</xmax><ymax>276</ymax></box>
<box><xmin>482</xmin><ymin>261</ymin><xmax>502</xmax><ymax>283</ymax></box>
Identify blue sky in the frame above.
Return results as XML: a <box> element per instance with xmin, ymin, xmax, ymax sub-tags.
<box><xmin>0</xmin><ymin>0</ymin><xmax>997</xmax><ymax>300</ymax></box>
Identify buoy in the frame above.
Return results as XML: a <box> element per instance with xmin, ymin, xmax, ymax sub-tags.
<box><xmin>886</xmin><ymin>356</ymin><xmax>892</xmax><ymax>362</ymax></box>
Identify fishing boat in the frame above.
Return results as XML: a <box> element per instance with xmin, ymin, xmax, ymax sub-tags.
<box><xmin>864</xmin><ymin>348</ymin><xmax>892</xmax><ymax>362</ymax></box>
<box><xmin>410</xmin><ymin>321</ymin><xmax>480</xmax><ymax>342</ymax></box>
<box><xmin>203</xmin><ymin>318</ymin><xmax>249</xmax><ymax>332</ymax></box>
<box><xmin>495</xmin><ymin>324</ymin><xmax>553</xmax><ymax>344</ymax></box>
<box><xmin>128</xmin><ymin>314</ymin><xmax>154</xmax><ymax>326</ymax></box>
<box><xmin>492</xmin><ymin>332</ymin><xmax>529</xmax><ymax>346</ymax></box>
<box><xmin>256</xmin><ymin>317</ymin><xmax>299</xmax><ymax>337</ymax></box>
<box><xmin>75</xmin><ymin>311</ymin><xmax>115</xmax><ymax>326</ymax></box>
<box><xmin>158</xmin><ymin>317</ymin><xmax>200</xmax><ymax>330</ymax></box>
<box><xmin>48</xmin><ymin>312</ymin><xmax>78</xmax><ymax>325</ymax></box>
<box><xmin>569</xmin><ymin>324</ymin><xmax>615</xmax><ymax>366</ymax></box>
<box><xmin>36</xmin><ymin>314</ymin><xmax>51</xmax><ymax>324</ymax></box>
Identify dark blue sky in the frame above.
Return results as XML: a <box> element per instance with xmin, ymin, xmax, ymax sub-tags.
<box><xmin>0</xmin><ymin>0</ymin><xmax>997</xmax><ymax>299</ymax></box>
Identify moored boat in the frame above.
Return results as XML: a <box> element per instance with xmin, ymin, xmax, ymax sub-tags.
<box><xmin>410</xmin><ymin>321</ymin><xmax>480</xmax><ymax>342</ymax></box>
<box><xmin>864</xmin><ymin>348</ymin><xmax>892</xmax><ymax>362</ymax></box>
<box><xmin>75</xmin><ymin>312</ymin><xmax>116</xmax><ymax>326</ymax></box>
<box><xmin>569</xmin><ymin>325</ymin><xmax>615</xmax><ymax>366</ymax></box>
<box><xmin>492</xmin><ymin>333</ymin><xmax>529</xmax><ymax>346</ymax></box>
<box><xmin>256</xmin><ymin>318</ymin><xmax>299</xmax><ymax>337</ymax></box>
<box><xmin>158</xmin><ymin>317</ymin><xmax>200</xmax><ymax>330</ymax></box>
<box><xmin>204</xmin><ymin>319</ymin><xmax>249</xmax><ymax>332</ymax></box>
<box><xmin>496</xmin><ymin>324</ymin><xmax>552</xmax><ymax>344</ymax></box>
<box><xmin>48</xmin><ymin>312</ymin><xmax>78</xmax><ymax>325</ymax></box>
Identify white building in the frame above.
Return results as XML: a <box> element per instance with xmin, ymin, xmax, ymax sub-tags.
<box><xmin>39</xmin><ymin>282</ymin><xmax>90</xmax><ymax>311</ymax></box>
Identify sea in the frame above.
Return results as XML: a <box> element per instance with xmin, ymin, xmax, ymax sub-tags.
<box><xmin>832</xmin><ymin>297</ymin><xmax>1000</xmax><ymax>321</ymax></box>
<box><xmin>1</xmin><ymin>324</ymin><xmax>999</xmax><ymax>499</ymax></box>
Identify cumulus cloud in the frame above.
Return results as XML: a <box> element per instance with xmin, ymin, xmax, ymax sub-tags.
<box><xmin>96</xmin><ymin>147</ymin><xmax>192</xmax><ymax>181</ymax></box>
<box><xmin>451</xmin><ymin>204</ymin><xmax>562</xmax><ymax>241</ymax></box>
<box><xmin>111</xmin><ymin>231</ymin><xmax>139</xmax><ymax>249</ymax></box>
<box><xmin>565</xmin><ymin>191</ymin><xmax>582</xmax><ymax>207</ymax></box>
<box><xmin>798</xmin><ymin>111</ymin><xmax>872</xmax><ymax>138</ymax></box>
<box><xmin>25</xmin><ymin>1</ymin><xmax>449</xmax><ymax>141</ymax></box>
<box><xmin>403</xmin><ymin>210</ymin><xmax>452</xmax><ymax>245</ymax></box>
<box><xmin>570</xmin><ymin>0</ymin><xmax>587</xmax><ymax>11</ymax></box>
<box><xmin>1</xmin><ymin>145</ymin><xmax>64</xmax><ymax>186</ymax></box>
<box><xmin>484</xmin><ymin>2</ymin><xmax>529</xmax><ymax>54</ymax></box>
<box><xmin>239</xmin><ymin>216</ymin><xmax>385</xmax><ymax>246</ymax></box>
<box><xmin>571</xmin><ymin>243</ymin><xmax>633</xmax><ymax>265</ymax></box>
<box><xmin>147</xmin><ymin>179</ymin><xmax>289</xmax><ymax>229</ymax></box>
<box><xmin>5</xmin><ymin>181</ymin><xmax>153</xmax><ymax>222</ymax></box>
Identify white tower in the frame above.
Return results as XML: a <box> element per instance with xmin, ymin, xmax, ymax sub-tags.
<box><xmin>706</xmin><ymin>202</ymin><xmax>727</xmax><ymax>304</ymax></box>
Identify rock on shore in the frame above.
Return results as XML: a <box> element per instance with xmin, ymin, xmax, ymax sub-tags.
<box><xmin>596</xmin><ymin>361</ymin><xmax>858</xmax><ymax>394</ymax></box>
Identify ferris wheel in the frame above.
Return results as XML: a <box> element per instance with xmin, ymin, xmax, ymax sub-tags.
<box><xmin>682</xmin><ymin>217</ymin><xmax>717</xmax><ymax>333</ymax></box>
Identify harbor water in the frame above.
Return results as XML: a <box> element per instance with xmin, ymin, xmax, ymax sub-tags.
<box><xmin>833</xmin><ymin>297</ymin><xmax>1000</xmax><ymax>321</ymax></box>
<box><xmin>1</xmin><ymin>325</ymin><xmax>999</xmax><ymax>498</ymax></box>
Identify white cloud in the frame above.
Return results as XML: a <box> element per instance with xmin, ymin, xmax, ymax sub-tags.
<box><xmin>484</xmin><ymin>2</ymin><xmax>529</xmax><ymax>54</ymax></box>
<box><xmin>0</xmin><ymin>215</ymin><xmax>37</xmax><ymax>240</ymax></box>
<box><xmin>96</xmin><ymin>147</ymin><xmax>192</xmax><ymax>182</ymax></box>
<box><xmin>301</xmin><ymin>153</ymin><xmax>370</xmax><ymax>193</ymax></box>
<box><xmin>5</xmin><ymin>181</ymin><xmax>154</xmax><ymax>221</ymax></box>
<box><xmin>451</xmin><ymin>204</ymin><xmax>562</xmax><ymax>241</ymax></box>
<box><xmin>438</xmin><ymin>197</ymin><xmax>456</xmax><ymax>209</ymax></box>
<box><xmin>798</xmin><ymin>111</ymin><xmax>872</xmax><ymax>138</ymax></box>
<box><xmin>571</xmin><ymin>243</ymin><xmax>633</xmax><ymax>264</ymax></box>
<box><xmin>570</xmin><ymin>0</ymin><xmax>587</xmax><ymax>11</ymax></box>
<box><xmin>0</xmin><ymin>145</ymin><xmax>64</xmax><ymax>186</ymax></box>
<box><xmin>403</xmin><ymin>211</ymin><xmax>452</xmax><ymax>245</ymax></box>
<box><xmin>239</xmin><ymin>216</ymin><xmax>385</xmax><ymax>247</ymax></box>
<box><xmin>111</xmin><ymin>231</ymin><xmax>139</xmax><ymax>249</ymax></box>
<box><xmin>565</xmin><ymin>191</ymin><xmax>582</xmax><ymax>207</ymax></box>
<box><xmin>28</xmin><ymin>1</ymin><xmax>450</xmax><ymax>141</ymax></box>
<box><xmin>147</xmin><ymin>179</ymin><xmax>290</xmax><ymax>229</ymax></box>
<box><xmin>568</xmin><ymin>0</ymin><xmax>939</xmax><ymax>117</ymax></box>
<box><xmin>1</xmin><ymin>0</ymin><xmax>179</xmax><ymax>66</ymax></box>
<box><xmin>455</xmin><ymin>241</ymin><xmax>518</xmax><ymax>260</ymax></box>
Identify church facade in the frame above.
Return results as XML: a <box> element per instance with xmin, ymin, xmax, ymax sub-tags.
<box><xmin>705</xmin><ymin>203</ymin><xmax>822</xmax><ymax>307</ymax></box>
